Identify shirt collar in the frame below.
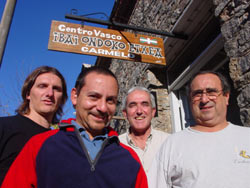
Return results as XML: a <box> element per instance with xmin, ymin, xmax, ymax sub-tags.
<box><xmin>126</xmin><ymin>127</ymin><xmax>153</xmax><ymax>146</ymax></box>
<box><xmin>71</xmin><ymin>120</ymin><xmax>108</xmax><ymax>141</ymax></box>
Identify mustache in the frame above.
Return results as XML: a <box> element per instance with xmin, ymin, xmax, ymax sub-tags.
<box><xmin>90</xmin><ymin>111</ymin><xmax>109</xmax><ymax>119</ymax></box>
<box><xmin>199</xmin><ymin>102</ymin><xmax>213</xmax><ymax>108</ymax></box>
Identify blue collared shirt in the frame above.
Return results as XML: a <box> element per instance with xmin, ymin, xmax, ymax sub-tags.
<box><xmin>72</xmin><ymin>121</ymin><xmax>108</xmax><ymax>161</ymax></box>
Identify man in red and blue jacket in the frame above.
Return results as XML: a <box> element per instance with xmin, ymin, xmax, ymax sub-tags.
<box><xmin>2</xmin><ymin>66</ymin><xmax>148</xmax><ymax>188</ymax></box>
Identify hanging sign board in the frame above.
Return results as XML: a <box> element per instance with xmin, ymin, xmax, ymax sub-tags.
<box><xmin>48</xmin><ymin>20</ymin><xmax>166</xmax><ymax>65</ymax></box>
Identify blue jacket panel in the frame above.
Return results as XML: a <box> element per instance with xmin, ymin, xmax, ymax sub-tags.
<box><xmin>35</xmin><ymin>126</ymin><xmax>143</xmax><ymax>188</ymax></box>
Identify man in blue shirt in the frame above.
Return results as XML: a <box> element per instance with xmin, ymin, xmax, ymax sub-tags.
<box><xmin>2</xmin><ymin>66</ymin><xmax>147</xmax><ymax>188</ymax></box>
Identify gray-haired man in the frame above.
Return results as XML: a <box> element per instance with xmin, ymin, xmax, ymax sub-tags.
<box><xmin>119</xmin><ymin>86</ymin><xmax>169</xmax><ymax>175</ymax></box>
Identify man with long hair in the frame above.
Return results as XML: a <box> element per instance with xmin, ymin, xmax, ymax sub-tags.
<box><xmin>0</xmin><ymin>66</ymin><xmax>67</xmax><ymax>185</ymax></box>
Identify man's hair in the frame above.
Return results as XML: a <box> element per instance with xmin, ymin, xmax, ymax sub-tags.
<box><xmin>16</xmin><ymin>66</ymin><xmax>68</xmax><ymax>123</ymax></box>
<box><xmin>74</xmin><ymin>66</ymin><xmax>119</xmax><ymax>95</ymax></box>
<box><xmin>188</xmin><ymin>70</ymin><xmax>231</xmax><ymax>95</ymax></box>
<box><xmin>122</xmin><ymin>86</ymin><xmax>156</xmax><ymax>110</ymax></box>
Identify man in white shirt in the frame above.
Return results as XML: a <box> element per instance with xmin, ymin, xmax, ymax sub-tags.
<box><xmin>119</xmin><ymin>86</ymin><xmax>169</xmax><ymax>175</ymax></box>
<box><xmin>148</xmin><ymin>71</ymin><xmax>250</xmax><ymax>188</ymax></box>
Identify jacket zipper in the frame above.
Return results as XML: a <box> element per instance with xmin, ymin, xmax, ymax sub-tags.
<box><xmin>74</xmin><ymin>128</ymin><xmax>115</xmax><ymax>172</ymax></box>
<box><xmin>90</xmin><ymin>138</ymin><xmax>110</xmax><ymax>171</ymax></box>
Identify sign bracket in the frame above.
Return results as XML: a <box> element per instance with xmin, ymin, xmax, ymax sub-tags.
<box><xmin>65</xmin><ymin>13</ymin><xmax>188</xmax><ymax>40</ymax></box>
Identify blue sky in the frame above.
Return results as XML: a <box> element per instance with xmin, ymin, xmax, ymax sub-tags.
<box><xmin>0</xmin><ymin>0</ymin><xmax>115</xmax><ymax>119</ymax></box>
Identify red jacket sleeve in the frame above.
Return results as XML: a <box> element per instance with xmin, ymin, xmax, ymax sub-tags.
<box><xmin>1</xmin><ymin>130</ymin><xmax>58</xmax><ymax>188</ymax></box>
<box><xmin>120</xmin><ymin>143</ymin><xmax>148</xmax><ymax>188</ymax></box>
<box><xmin>135</xmin><ymin>166</ymin><xmax>148</xmax><ymax>188</ymax></box>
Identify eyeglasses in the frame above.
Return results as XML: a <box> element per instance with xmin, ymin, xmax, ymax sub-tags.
<box><xmin>191</xmin><ymin>88</ymin><xmax>223</xmax><ymax>102</ymax></box>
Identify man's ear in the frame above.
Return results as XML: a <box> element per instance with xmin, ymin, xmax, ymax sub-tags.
<box><xmin>122</xmin><ymin>109</ymin><xmax>128</xmax><ymax>119</ymax></box>
<box><xmin>152</xmin><ymin>107</ymin><xmax>156</xmax><ymax>117</ymax></box>
<box><xmin>71</xmin><ymin>88</ymin><xmax>77</xmax><ymax>107</ymax></box>
<box><xmin>26</xmin><ymin>91</ymin><xmax>30</xmax><ymax>100</ymax></box>
<box><xmin>26</xmin><ymin>95</ymin><xmax>30</xmax><ymax>100</ymax></box>
<box><xmin>224</xmin><ymin>92</ymin><xmax>230</xmax><ymax>106</ymax></box>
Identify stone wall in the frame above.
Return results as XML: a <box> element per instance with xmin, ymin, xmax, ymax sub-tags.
<box><xmin>109</xmin><ymin>61</ymin><xmax>150</xmax><ymax>134</ymax></box>
<box><xmin>214</xmin><ymin>0</ymin><xmax>250</xmax><ymax>126</ymax></box>
<box><xmin>109</xmin><ymin>0</ymin><xmax>192</xmax><ymax>134</ymax></box>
